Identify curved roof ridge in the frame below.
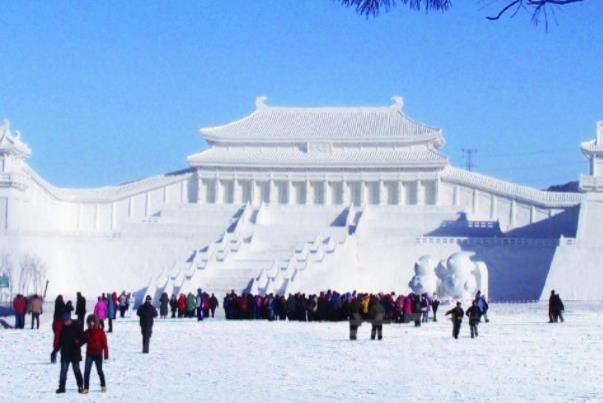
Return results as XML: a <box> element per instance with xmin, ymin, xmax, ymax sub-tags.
<box><xmin>200</xmin><ymin>97</ymin><xmax>442</xmax><ymax>143</ymax></box>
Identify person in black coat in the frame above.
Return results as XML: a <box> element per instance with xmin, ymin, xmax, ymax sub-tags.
<box><xmin>465</xmin><ymin>301</ymin><xmax>481</xmax><ymax>338</ymax></box>
<box><xmin>159</xmin><ymin>292</ymin><xmax>169</xmax><ymax>319</ymax></box>
<box><xmin>431</xmin><ymin>293</ymin><xmax>440</xmax><ymax>322</ymax></box>
<box><xmin>445</xmin><ymin>302</ymin><xmax>465</xmax><ymax>339</ymax></box>
<box><xmin>169</xmin><ymin>294</ymin><xmax>178</xmax><ymax>318</ymax></box>
<box><xmin>56</xmin><ymin>313</ymin><xmax>84</xmax><ymax>394</ymax></box>
<box><xmin>75</xmin><ymin>292</ymin><xmax>86</xmax><ymax>332</ymax></box>
<box><xmin>549</xmin><ymin>290</ymin><xmax>565</xmax><ymax>323</ymax></box>
<box><xmin>209</xmin><ymin>294</ymin><xmax>219</xmax><ymax>318</ymax></box>
<box><xmin>137</xmin><ymin>295</ymin><xmax>158</xmax><ymax>354</ymax></box>
<box><xmin>411</xmin><ymin>294</ymin><xmax>422</xmax><ymax>327</ymax></box>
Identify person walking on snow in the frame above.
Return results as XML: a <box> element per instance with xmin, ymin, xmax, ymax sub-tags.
<box><xmin>75</xmin><ymin>292</ymin><xmax>86</xmax><ymax>331</ymax></box>
<box><xmin>431</xmin><ymin>293</ymin><xmax>440</xmax><ymax>322</ymax></box>
<box><xmin>159</xmin><ymin>292</ymin><xmax>169</xmax><ymax>319</ymax></box>
<box><xmin>549</xmin><ymin>290</ymin><xmax>565</xmax><ymax>323</ymax></box>
<box><xmin>12</xmin><ymin>294</ymin><xmax>26</xmax><ymax>329</ymax></box>
<box><xmin>195</xmin><ymin>289</ymin><xmax>204</xmax><ymax>321</ymax></box>
<box><xmin>118</xmin><ymin>291</ymin><xmax>128</xmax><ymax>318</ymax></box>
<box><xmin>445</xmin><ymin>302</ymin><xmax>465</xmax><ymax>339</ymax></box>
<box><xmin>55</xmin><ymin>313</ymin><xmax>84</xmax><ymax>394</ymax></box>
<box><xmin>177</xmin><ymin>294</ymin><xmax>186</xmax><ymax>318</ymax></box>
<box><xmin>94</xmin><ymin>297</ymin><xmax>108</xmax><ymax>330</ymax></box>
<box><xmin>137</xmin><ymin>295</ymin><xmax>158</xmax><ymax>354</ymax></box>
<box><xmin>30</xmin><ymin>294</ymin><xmax>43</xmax><ymax>329</ymax></box>
<box><xmin>465</xmin><ymin>301</ymin><xmax>481</xmax><ymax>338</ymax></box>
<box><xmin>51</xmin><ymin>295</ymin><xmax>66</xmax><ymax>363</ymax></box>
<box><xmin>81</xmin><ymin>314</ymin><xmax>108</xmax><ymax>394</ymax></box>
<box><xmin>106</xmin><ymin>294</ymin><xmax>115</xmax><ymax>333</ymax></box>
<box><xmin>349</xmin><ymin>297</ymin><xmax>362</xmax><ymax>340</ymax></box>
<box><xmin>475</xmin><ymin>291</ymin><xmax>489</xmax><ymax>323</ymax></box>
<box><xmin>370</xmin><ymin>298</ymin><xmax>386</xmax><ymax>340</ymax></box>
<box><xmin>210</xmin><ymin>293</ymin><xmax>219</xmax><ymax>318</ymax></box>
<box><xmin>169</xmin><ymin>294</ymin><xmax>178</xmax><ymax>318</ymax></box>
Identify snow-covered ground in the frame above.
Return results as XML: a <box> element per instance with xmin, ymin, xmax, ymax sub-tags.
<box><xmin>1</xmin><ymin>302</ymin><xmax>602</xmax><ymax>402</ymax></box>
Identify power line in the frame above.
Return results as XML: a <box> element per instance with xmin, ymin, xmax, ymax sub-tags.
<box><xmin>461</xmin><ymin>148</ymin><xmax>478</xmax><ymax>171</ymax></box>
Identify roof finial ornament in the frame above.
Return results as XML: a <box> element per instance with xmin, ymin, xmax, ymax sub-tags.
<box><xmin>390</xmin><ymin>96</ymin><xmax>404</xmax><ymax>112</ymax></box>
<box><xmin>0</xmin><ymin>119</ymin><xmax>9</xmax><ymax>139</ymax></box>
<box><xmin>597</xmin><ymin>121</ymin><xmax>603</xmax><ymax>144</ymax></box>
<box><xmin>255</xmin><ymin>95</ymin><xmax>268</xmax><ymax>110</ymax></box>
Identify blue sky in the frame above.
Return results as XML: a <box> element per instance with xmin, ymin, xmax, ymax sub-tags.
<box><xmin>0</xmin><ymin>1</ymin><xmax>601</xmax><ymax>189</ymax></box>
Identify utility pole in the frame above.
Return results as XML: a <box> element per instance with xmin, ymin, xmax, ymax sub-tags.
<box><xmin>461</xmin><ymin>148</ymin><xmax>477</xmax><ymax>171</ymax></box>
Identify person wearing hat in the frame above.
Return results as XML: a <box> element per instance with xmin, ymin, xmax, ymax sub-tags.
<box><xmin>136</xmin><ymin>295</ymin><xmax>158</xmax><ymax>354</ymax></box>
<box><xmin>55</xmin><ymin>312</ymin><xmax>84</xmax><ymax>394</ymax></box>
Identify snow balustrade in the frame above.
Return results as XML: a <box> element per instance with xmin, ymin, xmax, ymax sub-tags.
<box><xmin>416</xmin><ymin>235</ymin><xmax>577</xmax><ymax>247</ymax></box>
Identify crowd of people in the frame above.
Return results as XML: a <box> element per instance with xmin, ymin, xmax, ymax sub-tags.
<box><xmin>44</xmin><ymin>290</ymin><xmax>159</xmax><ymax>394</ymax></box>
<box><xmin>158</xmin><ymin>290</ymin><xmax>219</xmax><ymax>320</ymax></box>
<box><xmin>220</xmin><ymin>289</ymin><xmax>491</xmax><ymax>340</ymax></box>
<box><xmin>221</xmin><ymin>289</ymin><xmax>445</xmax><ymax>323</ymax></box>
<box><xmin>7</xmin><ymin>286</ymin><xmax>567</xmax><ymax>395</ymax></box>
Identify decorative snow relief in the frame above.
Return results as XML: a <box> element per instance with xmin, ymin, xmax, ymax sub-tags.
<box><xmin>408</xmin><ymin>252</ymin><xmax>488</xmax><ymax>300</ymax></box>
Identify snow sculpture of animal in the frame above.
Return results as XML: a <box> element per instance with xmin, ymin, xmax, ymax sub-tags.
<box><xmin>408</xmin><ymin>255</ymin><xmax>440</xmax><ymax>295</ymax></box>
<box><xmin>408</xmin><ymin>252</ymin><xmax>488</xmax><ymax>300</ymax></box>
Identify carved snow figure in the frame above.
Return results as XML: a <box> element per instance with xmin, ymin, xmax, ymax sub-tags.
<box><xmin>408</xmin><ymin>255</ymin><xmax>440</xmax><ymax>295</ymax></box>
<box><xmin>409</xmin><ymin>252</ymin><xmax>488</xmax><ymax>300</ymax></box>
<box><xmin>441</xmin><ymin>252</ymin><xmax>478</xmax><ymax>300</ymax></box>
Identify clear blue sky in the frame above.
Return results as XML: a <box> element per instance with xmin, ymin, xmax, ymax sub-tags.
<box><xmin>1</xmin><ymin>1</ymin><xmax>601</xmax><ymax>189</ymax></box>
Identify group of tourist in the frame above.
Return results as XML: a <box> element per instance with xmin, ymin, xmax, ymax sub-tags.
<box><xmin>7</xmin><ymin>286</ymin><xmax>567</xmax><ymax>395</ymax></box>
<box><xmin>11</xmin><ymin>293</ymin><xmax>44</xmax><ymax>329</ymax></box>
<box><xmin>221</xmin><ymin>289</ymin><xmax>448</xmax><ymax>324</ymax></box>
<box><xmin>220</xmin><ymin>289</ymin><xmax>492</xmax><ymax>340</ymax></box>
<box><xmin>46</xmin><ymin>290</ymin><xmax>158</xmax><ymax>394</ymax></box>
<box><xmin>158</xmin><ymin>290</ymin><xmax>219</xmax><ymax>320</ymax></box>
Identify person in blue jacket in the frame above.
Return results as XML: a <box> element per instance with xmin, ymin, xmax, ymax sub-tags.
<box><xmin>107</xmin><ymin>295</ymin><xmax>115</xmax><ymax>333</ymax></box>
<box><xmin>475</xmin><ymin>291</ymin><xmax>489</xmax><ymax>323</ymax></box>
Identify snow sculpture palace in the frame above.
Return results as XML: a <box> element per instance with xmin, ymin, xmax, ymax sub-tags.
<box><xmin>1</xmin><ymin>98</ymin><xmax>602</xmax><ymax>301</ymax></box>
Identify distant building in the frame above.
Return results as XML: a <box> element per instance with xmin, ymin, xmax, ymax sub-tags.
<box><xmin>1</xmin><ymin>98</ymin><xmax>601</xmax><ymax>300</ymax></box>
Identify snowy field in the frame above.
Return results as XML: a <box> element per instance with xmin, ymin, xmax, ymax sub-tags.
<box><xmin>1</xmin><ymin>302</ymin><xmax>602</xmax><ymax>402</ymax></box>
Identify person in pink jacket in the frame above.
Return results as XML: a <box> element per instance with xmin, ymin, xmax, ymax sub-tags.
<box><xmin>93</xmin><ymin>297</ymin><xmax>108</xmax><ymax>330</ymax></box>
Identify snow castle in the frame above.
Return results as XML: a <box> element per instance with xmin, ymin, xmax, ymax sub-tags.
<box><xmin>1</xmin><ymin>99</ymin><xmax>602</xmax><ymax>301</ymax></box>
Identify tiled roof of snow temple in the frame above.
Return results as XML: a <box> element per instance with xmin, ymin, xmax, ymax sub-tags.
<box><xmin>201</xmin><ymin>96</ymin><xmax>444</xmax><ymax>145</ymax></box>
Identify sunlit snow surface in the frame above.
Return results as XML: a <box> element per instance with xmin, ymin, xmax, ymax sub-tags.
<box><xmin>1</xmin><ymin>302</ymin><xmax>602</xmax><ymax>402</ymax></box>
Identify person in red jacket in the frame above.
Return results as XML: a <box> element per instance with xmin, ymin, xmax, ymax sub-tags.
<box><xmin>13</xmin><ymin>294</ymin><xmax>27</xmax><ymax>329</ymax></box>
<box><xmin>81</xmin><ymin>314</ymin><xmax>108</xmax><ymax>393</ymax></box>
<box><xmin>177</xmin><ymin>294</ymin><xmax>186</xmax><ymax>318</ymax></box>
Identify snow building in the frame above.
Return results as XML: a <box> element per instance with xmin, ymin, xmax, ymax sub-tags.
<box><xmin>1</xmin><ymin>99</ymin><xmax>601</xmax><ymax>301</ymax></box>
